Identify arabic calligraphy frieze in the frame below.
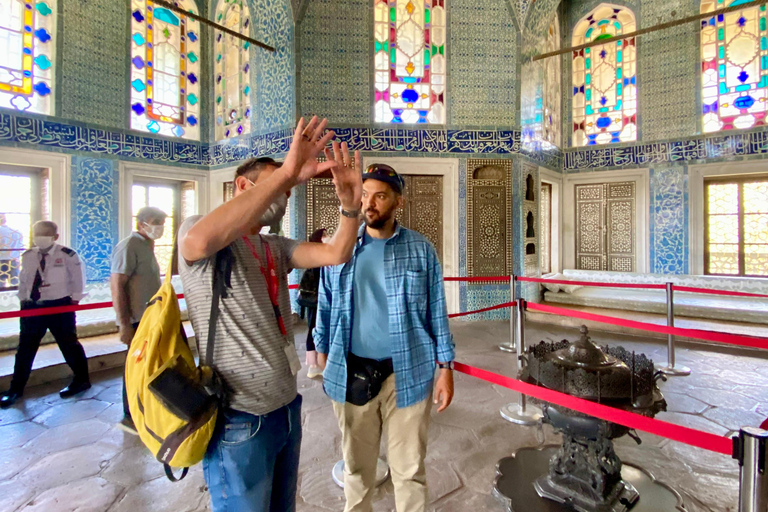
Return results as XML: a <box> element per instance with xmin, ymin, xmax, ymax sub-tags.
<box><xmin>564</xmin><ymin>128</ymin><xmax>768</xmax><ymax>171</ymax></box>
<box><xmin>2</xmin><ymin>112</ymin><xmax>542</xmax><ymax>168</ymax></box>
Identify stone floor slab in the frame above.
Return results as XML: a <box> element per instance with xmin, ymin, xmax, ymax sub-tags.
<box><xmin>0</xmin><ymin>446</ymin><xmax>39</xmax><ymax>480</ymax></box>
<box><xmin>17</xmin><ymin>441</ymin><xmax>121</xmax><ymax>492</ymax></box>
<box><xmin>18</xmin><ymin>476</ymin><xmax>123</xmax><ymax>512</ymax></box>
<box><xmin>23</xmin><ymin>418</ymin><xmax>112</xmax><ymax>456</ymax></box>
<box><xmin>108</xmin><ymin>470</ymin><xmax>207</xmax><ymax>512</ymax></box>
<box><xmin>32</xmin><ymin>398</ymin><xmax>111</xmax><ymax>428</ymax></box>
<box><xmin>0</xmin><ymin>420</ymin><xmax>47</xmax><ymax>450</ymax></box>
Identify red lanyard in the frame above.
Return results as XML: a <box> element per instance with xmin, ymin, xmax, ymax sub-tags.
<box><xmin>242</xmin><ymin>235</ymin><xmax>287</xmax><ymax>336</ymax></box>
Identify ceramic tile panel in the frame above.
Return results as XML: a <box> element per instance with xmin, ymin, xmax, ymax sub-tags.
<box><xmin>649</xmin><ymin>166</ymin><xmax>688</xmax><ymax>274</ymax></box>
<box><xmin>60</xmin><ymin>0</ymin><xmax>129</xmax><ymax>128</ymax></box>
<box><xmin>70</xmin><ymin>157</ymin><xmax>119</xmax><ymax>283</ymax></box>
<box><xmin>252</xmin><ymin>0</ymin><xmax>295</xmax><ymax>134</ymax></box>
<box><xmin>298</xmin><ymin>0</ymin><xmax>371</xmax><ymax>124</ymax></box>
<box><xmin>449</xmin><ymin>0</ymin><xmax>518</xmax><ymax>127</ymax></box>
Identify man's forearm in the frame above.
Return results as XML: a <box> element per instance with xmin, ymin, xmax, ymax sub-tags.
<box><xmin>110</xmin><ymin>279</ymin><xmax>132</xmax><ymax>327</ymax></box>
<box><xmin>325</xmin><ymin>212</ymin><xmax>361</xmax><ymax>262</ymax></box>
<box><xmin>181</xmin><ymin>171</ymin><xmax>293</xmax><ymax>262</ymax></box>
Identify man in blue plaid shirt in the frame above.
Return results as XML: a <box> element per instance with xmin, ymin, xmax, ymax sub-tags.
<box><xmin>314</xmin><ymin>163</ymin><xmax>455</xmax><ymax>512</ymax></box>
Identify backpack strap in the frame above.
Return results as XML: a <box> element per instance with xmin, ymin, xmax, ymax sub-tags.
<box><xmin>164</xmin><ymin>464</ymin><xmax>189</xmax><ymax>482</ymax></box>
<box><xmin>205</xmin><ymin>247</ymin><xmax>233</xmax><ymax>367</ymax></box>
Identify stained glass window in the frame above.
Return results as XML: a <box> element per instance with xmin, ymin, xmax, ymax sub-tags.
<box><xmin>572</xmin><ymin>4</ymin><xmax>637</xmax><ymax>146</ymax></box>
<box><xmin>373</xmin><ymin>0</ymin><xmax>446</xmax><ymax>124</ymax></box>
<box><xmin>705</xmin><ymin>177</ymin><xmax>768</xmax><ymax>276</ymax></box>
<box><xmin>543</xmin><ymin>15</ymin><xmax>561</xmax><ymax>147</ymax></box>
<box><xmin>214</xmin><ymin>0</ymin><xmax>251</xmax><ymax>140</ymax></box>
<box><xmin>701</xmin><ymin>0</ymin><xmax>768</xmax><ymax>132</ymax></box>
<box><xmin>130</xmin><ymin>0</ymin><xmax>200</xmax><ymax>140</ymax></box>
<box><xmin>0</xmin><ymin>0</ymin><xmax>55</xmax><ymax>115</ymax></box>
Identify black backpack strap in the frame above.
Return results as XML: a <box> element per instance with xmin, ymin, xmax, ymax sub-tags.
<box><xmin>164</xmin><ymin>464</ymin><xmax>189</xmax><ymax>482</ymax></box>
<box><xmin>205</xmin><ymin>247</ymin><xmax>233</xmax><ymax>367</ymax></box>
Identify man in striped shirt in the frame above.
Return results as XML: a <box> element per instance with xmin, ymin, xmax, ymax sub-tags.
<box><xmin>178</xmin><ymin>117</ymin><xmax>363</xmax><ymax>512</ymax></box>
<box><xmin>314</xmin><ymin>163</ymin><xmax>455</xmax><ymax>512</ymax></box>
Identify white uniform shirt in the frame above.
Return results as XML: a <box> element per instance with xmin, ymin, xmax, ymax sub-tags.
<box><xmin>17</xmin><ymin>243</ymin><xmax>86</xmax><ymax>302</ymax></box>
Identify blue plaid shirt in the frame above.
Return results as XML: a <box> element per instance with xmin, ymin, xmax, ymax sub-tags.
<box><xmin>314</xmin><ymin>224</ymin><xmax>455</xmax><ymax>408</ymax></box>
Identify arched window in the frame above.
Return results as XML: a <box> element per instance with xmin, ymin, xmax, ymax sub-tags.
<box><xmin>701</xmin><ymin>0</ymin><xmax>768</xmax><ymax>132</ymax></box>
<box><xmin>0</xmin><ymin>0</ymin><xmax>56</xmax><ymax>115</ymax></box>
<box><xmin>214</xmin><ymin>0</ymin><xmax>251</xmax><ymax>140</ymax></box>
<box><xmin>373</xmin><ymin>0</ymin><xmax>446</xmax><ymax>124</ymax></box>
<box><xmin>130</xmin><ymin>0</ymin><xmax>200</xmax><ymax>140</ymax></box>
<box><xmin>572</xmin><ymin>4</ymin><xmax>637</xmax><ymax>146</ymax></box>
<box><xmin>543</xmin><ymin>14</ymin><xmax>561</xmax><ymax>147</ymax></box>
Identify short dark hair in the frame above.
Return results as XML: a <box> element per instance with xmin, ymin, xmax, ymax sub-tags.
<box><xmin>235</xmin><ymin>157</ymin><xmax>282</xmax><ymax>182</ymax></box>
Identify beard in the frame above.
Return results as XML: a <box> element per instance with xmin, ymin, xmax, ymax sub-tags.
<box><xmin>259</xmin><ymin>195</ymin><xmax>288</xmax><ymax>227</ymax></box>
<box><xmin>364</xmin><ymin>207</ymin><xmax>396</xmax><ymax>230</ymax></box>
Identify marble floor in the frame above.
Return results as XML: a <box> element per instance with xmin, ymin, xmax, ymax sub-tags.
<box><xmin>0</xmin><ymin>320</ymin><xmax>765</xmax><ymax>512</ymax></box>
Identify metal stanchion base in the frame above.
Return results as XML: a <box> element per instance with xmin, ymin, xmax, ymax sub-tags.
<box><xmin>499</xmin><ymin>343</ymin><xmax>516</xmax><ymax>353</ymax></box>
<box><xmin>332</xmin><ymin>459</ymin><xmax>389</xmax><ymax>488</ymax></box>
<box><xmin>657</xmin><ymin>363</ymin><xmax>691</xmax><ymax>376</ymax></box>
<box><xmin>500</xmin><ymin>402</ymin><xmax>543</xmax><ymax>426</ymax></box>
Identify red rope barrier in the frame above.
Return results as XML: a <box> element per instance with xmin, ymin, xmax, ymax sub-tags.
<box><xmin>453</xmin><ymin>361</ymin><xmax>734</xmax><ymax>456</ymax></box>
<box><xmin>673</xmin><ymin>285</ymin><xmax>768</xmax><ymax>299</ymax></box>
<box><xmin>526</xmin><ymin>301</ymin><xmax>768</xmax><ymax>350</ymax></box>
<box><xmin>0</xmin><ymin>285</ymin><xmax>301</xmax><ymax>320</ymax></box>
<box><xmin>444</xmin><ymin>276</ymin><xmax>511</xmax><ymax>283</ymax></box>
<box><xmin>448</xmin><ymin>301</ymin><xmax>515</xmax><ymax>319</ymax></box>
<box><xmin>517</xmin><ymin>276</ymin><xmax>666</xmax><ymax>290</ymax></box>
<box><xmin>518</xmin><ymin>276</ymin><xmax>768</xmax><ymax>299</ymax></box>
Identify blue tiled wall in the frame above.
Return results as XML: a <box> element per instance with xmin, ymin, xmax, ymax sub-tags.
<box><xmin>70</xmin><ymin>157</ymin><xmax>120</xmax><ymax>283</ymax></box>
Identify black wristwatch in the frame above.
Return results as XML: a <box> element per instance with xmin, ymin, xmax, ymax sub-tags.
<box><xmin>339</xmin><ymin>205</ymin><xmax>362</xmax><ymax>218</ymax></box>
<box><xmin>438</xmin><ymin>362</ymin><xmax>454</xmax><ymax>370</ymax></box>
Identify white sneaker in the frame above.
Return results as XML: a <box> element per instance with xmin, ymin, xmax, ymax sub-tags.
<box><xmin>307</xmin><ymin>365</ymin><xmax>323</xmax><ymax>380</ymax></box>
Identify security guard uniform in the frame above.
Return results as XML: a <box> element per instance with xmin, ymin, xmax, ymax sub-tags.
<box><xmin>9</xmin><ymin>243</ymin><xmax>90</xmax><ymax>394</ymax></box>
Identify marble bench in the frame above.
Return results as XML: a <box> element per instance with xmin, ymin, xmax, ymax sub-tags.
<box><xmin>541</xmin><ymin>269</ymin><xmax>768</xmax><ymax>325</ymax></box>
<box><xmin>0</xmin><ymin>278</ymin><xmax>188</xmax><ymax>351</ymax></box>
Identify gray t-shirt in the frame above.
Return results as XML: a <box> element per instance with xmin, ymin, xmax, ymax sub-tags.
<box><xmin>111</xmin><ymin>232</ymin><xmax>162</xmax><ymax>326</ymax></box>
<box><xmin>178</xmin><ymin>216</ymin><xmax>300</xmax><ymax>416</ymax></box>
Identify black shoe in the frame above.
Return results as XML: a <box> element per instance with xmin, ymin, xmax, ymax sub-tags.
<box><xmin>59</xmin><ymin>381</ymin><xmax>91</xmax><ymax>398</ymax></box>
<box><xmin>0</xmin><ymin>391</ymin><xmax>22</xmax><ymax>408</ymax></box>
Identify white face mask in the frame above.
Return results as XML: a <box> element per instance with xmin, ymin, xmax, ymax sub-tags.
<box><xmin>34</xmin><ymin>236</ymin><xmax>55</xmax><ymax>250</ymax></box>
<box><xmin>143</xmin><ymin>223</ymin><xmax>165</xmax><ymax>240</ymax></box>
<box><xmin>258</xmin><ymin>193</ymin><xmax>288</xmax><ymax>227</ymax></box>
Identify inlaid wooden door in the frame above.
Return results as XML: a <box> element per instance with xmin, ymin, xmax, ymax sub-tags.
<box><xmin>575</xmin><ymin>181</ymin><xmax>635</xmax><ymax>271</ymax></box>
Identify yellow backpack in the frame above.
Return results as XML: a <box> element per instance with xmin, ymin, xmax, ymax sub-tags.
<box><xmin>125</xmin><ymin>248</ymin><xmax>231</xmax><ymax>481</ymax></box>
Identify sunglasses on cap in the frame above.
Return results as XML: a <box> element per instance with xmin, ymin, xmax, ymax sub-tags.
<box><xmin>364</xmin><ymin>164</ymin><xmax>405</xmax><ymax>188</ymax></box>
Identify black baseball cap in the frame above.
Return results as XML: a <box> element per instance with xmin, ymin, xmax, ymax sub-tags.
<box><xmin>362</xmin><ymin>163</ymin><xmax>405</xmax><ymax>194</ymax></box>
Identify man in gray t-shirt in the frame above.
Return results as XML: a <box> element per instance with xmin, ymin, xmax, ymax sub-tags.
<box><xmin>110</xmin><ymin>206</ymin><xmax>166</xmax><ymax>433</ymax></box>
<box><xmin>179</xmin><ymin>117</ymin><xmax>363</xmax><ymax>512</ymax></box>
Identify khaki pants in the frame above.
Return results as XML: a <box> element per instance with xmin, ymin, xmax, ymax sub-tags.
<box><xmin>332</xmin><ymin>375</ymin><xmax>432</xmax><ymax>512</ymax></box>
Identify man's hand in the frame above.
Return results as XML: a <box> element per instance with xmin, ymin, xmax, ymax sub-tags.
<box><xmin>120</xmin><ymin>325</ymin><xmax>136</xmax><ymax>346</ymax></box>
<box><xmin>325</xmin><ymin>141</ymin><xmax>362</xmax><ymax>211</ymax></box>
<box><xmin>280</xmin><ymin>116</ymin><xmax>339</xmax><ymax>187</ymax></box>
<box><xmin>434</xmin><ymin>369</ymin><xmax>454</xmax><ymax>413</ymax></box>
<box><xmin>318</xmin><ymin>352</ymin><xmax>328</xmax><ymax>370</ymax></box>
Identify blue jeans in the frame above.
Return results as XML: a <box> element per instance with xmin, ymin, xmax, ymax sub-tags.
<box><xmin>203</xmin><ymin>394</ymin><xmax>303</xmax><ymax>512</ymax></box>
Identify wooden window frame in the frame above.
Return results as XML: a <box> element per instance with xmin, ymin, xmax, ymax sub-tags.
<box><xmin>704</xmin><ymin>174</ymin><xmax>768</xmax><ymax>278</ymax></box>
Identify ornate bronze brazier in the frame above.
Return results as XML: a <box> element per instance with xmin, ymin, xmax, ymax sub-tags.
<box><xmin>521</xmin><ymin>326</ymin><xmax>667</xmax><ymax>512</ymax></box>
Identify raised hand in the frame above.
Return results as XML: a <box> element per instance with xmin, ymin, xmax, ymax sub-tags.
<box><xmin>280</xmin><ymin>116</ymin><xmax>339</xmax><ymax>186</ymax></box>
<box><xmin>324</xmin><ymin>141</ymin><xmax>362</xmax><ymax>211</ymax></box>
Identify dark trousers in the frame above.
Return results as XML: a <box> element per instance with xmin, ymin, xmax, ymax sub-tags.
<box><xmin>11</xmin><ymin>298</ymin><xmax>89</xmax><ymax>393</ymax></box>
<box><xmin>305</xmin><ymin>306</ymin><xmax>317</xmax><ymax>353</ymax></box>
<box><xmin>122</xmin><ymin>321</ymin><xmax>140</xmax><ymax>419</ymax></box>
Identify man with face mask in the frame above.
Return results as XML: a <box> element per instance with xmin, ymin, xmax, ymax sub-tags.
<box><xmin>110</xmin><ymin>206</ymin><xmax>167</xmax><ymax>433</ymax></box>
<box><xmin>1</xmin><ymin>221</ymin><xmax>89</xmax><ymax>408</ymax></box>
<box><xmin>178</xmin><ymin>117</ymin><xmax>363</xmax><ymax>512</ymax></box>
<box><xmin>314</xmin><ymin>164</ymin><xmax>455</xmax><ymax>512</ymax></box>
